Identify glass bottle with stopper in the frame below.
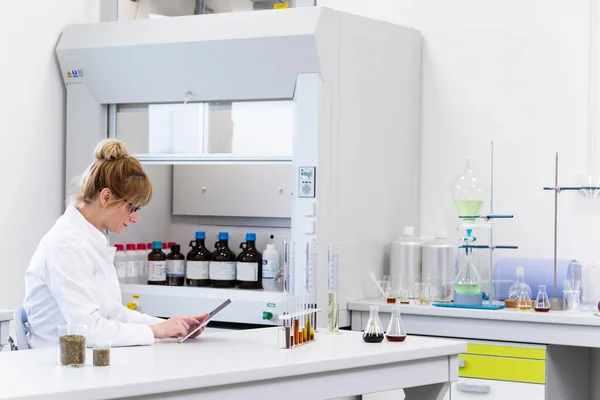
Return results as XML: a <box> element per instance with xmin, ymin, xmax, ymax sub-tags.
<box><xmin>452</xmin><ymin>157</ymin><xmax>486</xmax><ymax>223</ymax></box>
<box><xmin>508</xmin><ymin>267</ymin><xmax>532</xmax><ymax>301</ymax></box>
<box><xmin>386</xmin><ymin>307</ymin><xmax>407</xmax><ymax>342</ymax></box>
<box><xmin>362</xmin><ymin>305</ymin><xmax>384</xmax><ymax>343</ymax></box>
<box><xmin>454</xmin><ymin>249</ymin><xmax>482</xmax><ymax>306</ymax></box>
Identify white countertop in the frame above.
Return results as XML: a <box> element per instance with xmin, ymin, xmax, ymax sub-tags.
<box><xmin>0</xmin><ymin>309</ymin><xmax>12</xmax><ymax>322</ymax></box>
<box><xmin>348</xmin><ymin>299</ymin><xmax>600</xmax><ymax>326</ymax></box>
<box><xmin>0</xmin><ymin>327</ymin><xmax>466</xmax><ymax>400</ymax></box>
<box><xmin>349</xmin><ymin>299</ymin><xmax>600</xmax><ymax>348</ymax></box>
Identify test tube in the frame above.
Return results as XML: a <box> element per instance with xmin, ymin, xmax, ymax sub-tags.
<box><xmin>328</xmin><ymin>243</ymin><xmax>340</xmax><ymax>335</ymax></box>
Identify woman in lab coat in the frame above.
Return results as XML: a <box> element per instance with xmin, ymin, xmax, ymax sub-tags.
<box><xmin>23</xmin><ymin>139</ymin><xmax>206</xmax><ymax>348</ymax></box>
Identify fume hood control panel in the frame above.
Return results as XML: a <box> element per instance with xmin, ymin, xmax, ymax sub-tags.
<box><xmin>298</xmin><ymin>166</ymin><xmax>316</xmax><ymax>198</ymax></box>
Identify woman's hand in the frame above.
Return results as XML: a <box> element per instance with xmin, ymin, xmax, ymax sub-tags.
<box><xmin>187</xmin><ymin>313</ymin><xmax>209</xmax><ymax>339</ymax></box>
<box><xmin>150</xmin><ymin>316</ymin><xmax>200</xmax><ymax>339</ymax></box>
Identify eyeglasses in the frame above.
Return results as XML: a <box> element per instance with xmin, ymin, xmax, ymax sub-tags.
<box><xmin>121</xmin><ymin>198</ymin><xmax>141</xmax><ymax>215</ymax></box>
<box><xmin>98</xmin><ymin>189</ymin><xmax>142</xmax><ymax>215</ymax></box>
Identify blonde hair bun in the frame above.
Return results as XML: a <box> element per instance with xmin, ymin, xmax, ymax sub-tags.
<box><xmin>94</xmin><ymin>139</ymin><xmax>129</xmax><ymax>161</ymax></box>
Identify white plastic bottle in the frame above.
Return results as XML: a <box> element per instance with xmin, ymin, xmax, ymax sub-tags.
<box><xmin>125</xmin><ymin>244</ymin><xmax>138</xmax><ymax>284</ymax></box>
<box><xmin>390</xmin><ymin>226</ymin><xmax>423</xmax><ymax>291</ymax></box>
<box><xmin>114</xmin><ymin>244</ymin><xmax>127</xmax><ymax>284</ymax></box>
<box><xmin>136</xmin><ymin>243</ymin><xmax>148</xmax><ymax>284</ymax></box>
<box><xmin>262</xmin><ymin>244</ymin><xmax>281</xmax><ymax>291</ymax></box>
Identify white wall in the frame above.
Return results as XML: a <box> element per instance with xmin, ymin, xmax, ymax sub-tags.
<box><xmin>319</xmin><ymin>0</ymin><xmax>599</xmax><ymax>266</ymax></box>
<box><xmin>0</xmin><ymin>1</ymin><xmax>99</xmax><ymax>308</ymax></box>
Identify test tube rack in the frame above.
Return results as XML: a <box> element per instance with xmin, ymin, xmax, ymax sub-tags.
<box><xmin>278</xmin><ymin>241</ymin><xmax>322</xmax><ymax>350</ymax></box>
<box><xmin>278</xmin><ymin>305</ymin><xmax>320</xmax><ymax>350</ymax></box>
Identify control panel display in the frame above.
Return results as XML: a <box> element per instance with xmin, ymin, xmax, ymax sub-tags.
<box><xmin>298</xmin><ymin>166</ymin><xmax>316</xmax><ymax>198</ymax></box>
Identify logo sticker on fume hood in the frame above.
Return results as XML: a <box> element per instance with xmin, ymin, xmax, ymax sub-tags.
<box><xmin>274</xmin><ymin>3</ymin><xmax>289</xmax><ymax>9</ymax></box>
<box><xmin>66</xmin><ymin>69</ymin><xmax>84</xmax><ymax>80</ymax></box>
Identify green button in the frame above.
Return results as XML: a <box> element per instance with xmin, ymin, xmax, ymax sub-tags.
<box><xmin>262</xmin><ymin>311</ymin><xmax>274</xmax><ymax>320</ymax></box>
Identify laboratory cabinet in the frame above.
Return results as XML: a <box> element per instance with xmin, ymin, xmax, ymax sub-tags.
<box><xmin>362</xmin><ymin>327</ymin><xmax>587</xmax><ymax>400</ymax></box>
<box><xmin>364</xmin><ymin>340</ymin><xmax>548</xmax><ymax>400</ymax></box>
<box><xmin>450</xmin><ymin>378</ymin><xmax>545</xmax><ymax>399</ymax></box>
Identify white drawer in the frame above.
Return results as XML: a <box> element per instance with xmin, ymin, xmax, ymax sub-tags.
<box><xmin>451</xmin><ymin>378</ymin><xmax>544</xmax><ymax>400</ymax></box>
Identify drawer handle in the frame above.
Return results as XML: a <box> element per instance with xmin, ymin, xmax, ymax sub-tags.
<box><xmin>457</xmin><ymin>382</ymin><xmax>490</xmax><ymax>393</ymax></box>
<box><xmin>459</xmin><ymin>359</ymin><xmax>465</xmax><ymax>368</ymax></box>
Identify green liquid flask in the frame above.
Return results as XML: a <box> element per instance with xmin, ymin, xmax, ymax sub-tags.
<box><xmin>454</xmin><ymin>254</ymin><xmax>482</xmax><ymax>295</ymax></box>
<box><xmin>452</xmin><ymin>157</ymin><xmax>486</xmax><ymax>223</ymax></box>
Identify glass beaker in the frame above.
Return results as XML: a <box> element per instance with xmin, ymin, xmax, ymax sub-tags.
<box><xmin>58</xmin><ymin>324</ymin><xmax>88</xmax><ymax>367</ymax></box>
<box><xmin>382</xmin><ymin>275</ymin><xmax>394</xmax><ymax>303</ymax></box>
<box><xmin>454</xmin><ymin>254</ymin><xmax>482</xmax><ymax>295</ymax></box>
<box><xmin>563</xmin><ymin>290</ymin><xmax>581</xmax><ymax>311</ymax></box>
<box><xmin>508</xmin><ymin>267</ymin><xmax>532</xmax><ymax>301</ymax></box>
<box><xmin>451</xmin><ymin>157</ymin><xmax>486</xmax><ymax>223</ymax></box>
<box><xmin>362</xmin><ymin>305</ymin><xmax>384</xmax><ymax>343</ymax></box>
<box><xmin>412</xmin><ymin>282</ymin><xmax>436</xmax><ymax>305</ymax></box>
<box><xmin>93</xmin><ymin>341</ymin><xmax>111</xmax><ymax>367</ymax></box>
<box><xmin>386</xmin><ymin>307</ymin><xmax>407</xmax><ymax>342</ymax></box>
<box><xmin>534</xmin><ymin>285</ymin><xmax>551</xmax><ymax>312</ymax></box>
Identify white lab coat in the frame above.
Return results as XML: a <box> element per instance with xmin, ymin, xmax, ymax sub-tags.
<box><xmin>23</xmin><ymin>205</ymin><xmax>164</xmax><ymax>348</ymax></box>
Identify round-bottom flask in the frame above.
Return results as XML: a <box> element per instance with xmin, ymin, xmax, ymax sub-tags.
<box><xmin>362</xmin><ymin>305</ymin><xmax>384</xmax><ymax>343</ymax></box>
<box><xmin>386</xmin><ymin>307</ymin><xmax>407</xmax><ymax>342</ymax></box>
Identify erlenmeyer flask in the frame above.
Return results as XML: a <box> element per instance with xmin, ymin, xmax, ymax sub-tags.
<box><xmin>455</xmin><ymin>254</ymin><xmax>481</xmax><ymax>295</ymax></box>
<box><xmin>362</xmin><ymin>305</ymin><xmax>384</xmax><ymax>343</ymax></box>
<box><xmin>516</xmin><ymin>289</ymin><xmax>532</xmax><ymax>311</ymax></box>
<box><xmin>451</xmin><ymin>157</ymin><xmax>486</xmax><ymax>223</ymax></box>
<box><xmin>386</xmin><ymin>307</ymin><xmax>407</xmax><ymax>342</ymax></box>
<box><xmin>534</xmin><ymin>285</ymin><xmax>551</xmax><ymax>312</ymax></box>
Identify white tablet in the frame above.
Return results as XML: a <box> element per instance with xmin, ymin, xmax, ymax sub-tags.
<box><xmin>177</xmin><ymin>297</ymin><xmax>235</xmax><ymax>343</ymax></box>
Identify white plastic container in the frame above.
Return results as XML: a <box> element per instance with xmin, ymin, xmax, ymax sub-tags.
<box><xmin>136</xmin><ymin>243</ymin><xmax>148</xmax><ymax>284</ymax></box>
<box><xmin>125</xmin><ymin>244</ymin><xmax>138</xmax><ymax>284</ymax></box>
<box><xmin>262</xmin><ymin>244</ymin><xmax>281</xmax><ymax>291</ymax></box>
<box><xmin>114</xmin><ymin>244</ymin><xmax>127</xmax><ymax>283</ymax></box>
<box><xmin>422</xmin><ymin>229</ymin><xmax>458</xmax><ymax>302</ymax></box>
<box><xmin>390</xmin><ymin>226</ymin><xmax>423</xmax><ymax>293</ymax></box>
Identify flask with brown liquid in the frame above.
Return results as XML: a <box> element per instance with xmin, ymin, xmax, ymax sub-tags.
<box><xmin>186</xmin><ymin>231</ymin><xmax>211</xmax><ymax>287</ymax></box>
<box><xmin>210</xmin><ymin>232</ymin><xmax>237</xmax><ymax>288</ymax></box>
<box><xmin>236</xmin><ymin>233</ymin><xmax>263</xmax><ymax>289</ymax></box>
<box><xmin>147</xmin><ymin>241</ymin><xmax>166</xmax><ymax>285</ymax></box>
<box><xmin>386</xmin><ymin>307</ymin><xmax>407</xmax><ymax>342</ymax></box>
<box><xmin>533</xmin><ymin>285</ymin><xmax>551</xmax><ymax>312</ymax></box>
<box><xmin>362</xmin><ymin>305</ymin><xmax>385</xmax><ymax>343</ymax></box>
<box><xmin>166</xmin><ymin>244</ymin><xmax>185</xmax><ymax>286</ymax></box>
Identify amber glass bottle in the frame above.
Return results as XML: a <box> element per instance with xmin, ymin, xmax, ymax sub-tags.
<box><xmin>166</xmin><ymin>244</ymin><xmax>185</xmax><ymax>286</ymax></box>
<box><xmin>236</xmin><ymin>233</ymin><xmax>263</xmax><ymax>289</ymax></box>
<box><xmin>210</xmin><ymin>232</ymin><xmax>237</xmax><ymax>288</ymax></box>
<box><xmin>186</xmin><ymin>231</ymin><xmax>212</xmax><ymax>287</ymax></box>
<box><xmin>147</xmin><ymin>241</ymin><xmax>166</xmax><ymax>286</ymax></box>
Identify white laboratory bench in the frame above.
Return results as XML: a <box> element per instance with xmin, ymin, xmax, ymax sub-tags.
<box><xmin>0</xmin><ymin>327</ymin><xmax>466</xmax><ymax>400</ymax></box>
<box><xmin>0</xmin><ymin>309</ymin><xmax>12</xmax><ymax>346</ymax></box>
<box><xmin>349</xmin><ymin>299</ymin><xmax>598</xmax><ymax>400</ymax></box>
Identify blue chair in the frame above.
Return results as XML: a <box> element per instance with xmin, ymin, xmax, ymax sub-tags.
<box><xmin>13</xmin><ymin>306</ymin><xmax>30</xmax><ymax>350</ymax></box>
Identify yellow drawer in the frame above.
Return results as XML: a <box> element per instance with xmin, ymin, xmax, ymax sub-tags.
<box><xmin>467</xmin><ymin>343</ymin><xmax>546</xmax><ymax>360</ymax></box>
<box><xmin>459</xmin><ymin>354</ymin><xmax>546</xmax><ymax>384</ymax></box>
